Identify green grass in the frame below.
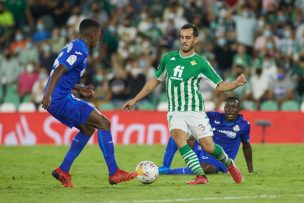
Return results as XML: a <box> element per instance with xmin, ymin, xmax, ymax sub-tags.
<box><xmin>0</xmin><ymin>144</ymin><xmax>304</xmax><ymax>203</ymax></box>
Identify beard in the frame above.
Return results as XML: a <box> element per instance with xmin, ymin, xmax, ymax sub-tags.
<box><xmin>181</xmin><ymin>43</ymin><xmax>194</xmax><ymax>53</ymax></box>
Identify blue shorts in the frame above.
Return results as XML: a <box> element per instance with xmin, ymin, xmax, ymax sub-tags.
<box><xmin>48</xmin><ymin>94</ymin><xmax>94</xmax><ymax>128</ymax></box>
<box><xmin>198</xmin><ymin>151</ymin><xmax>228</xmax><ymax>173</ymax></box>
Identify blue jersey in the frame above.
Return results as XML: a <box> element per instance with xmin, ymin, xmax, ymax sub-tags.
<box><xmin>46</xmin><ymin>38</ymin><xmax>89</xmax><ymax>101</ymax></box>
<box><xmin>204</xmin><ymin>112</ymin><xmax>250</xmax><ymax>159</ymax></box>
<box><xmin>45</xmin><ymin>38</ymin><xmax>94</xmax><ymax>128</ymax></box>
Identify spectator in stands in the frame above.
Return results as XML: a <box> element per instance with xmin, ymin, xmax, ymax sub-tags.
<box><xmin>0</xmin><ymin>2</ymin><xmax>15</xmax><ymax>49</ymax></box>
<box><xmin>4</xmin><ymin>0</ymin><xmax>29</xmax><ymax>28</ymax></box>
<box><xmin>244</xmin><ymin>67</ymin><xmax>270</xmax><ymax>109</ymax></box>
<box><xmin>32</xmin><ymin>18</ymin><xmax>51</xmax><ymax>43</ymax></box>
<box><xmin>39</xmin><ymin>43</ymin><xmax>57</xmax><ymax>72</ymax></box>
<box><xmin>18</xmin><ymin>63</ymin><xmax>38</xmax><ymax>103</ymax></box>
<box><xmin>109</xmin><ymin>68</ymin><xmax>129</xmax><ymax>108</ymax></box>
<box><xmin>231</xmin><ymin>2</ymin><xmax>257</xmax><ymax>55</ymax></box>
<box><xmin>0</xmin><ymin>48</ymin><xmax>20</xmax><ymax>103</ymax></box>
<box><xmin>30</xmin><ymin>67</ymin><xmax>48</xmax><ymax>108</ymax></box>
<box><xmin>268</xmin><ymin>66</ymin><xmax>295</xmax><ymax>108</ymax></box>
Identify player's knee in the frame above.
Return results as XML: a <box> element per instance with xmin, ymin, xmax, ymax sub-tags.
<box><xmin>85</xmin><ymin>127</ymin><xmax>95</xmax><ymax>136</ymax></box>
<box><xmin>98</xmin><ymin>116</ymin><xmax>111</xmax><ymax>130</ymax></box>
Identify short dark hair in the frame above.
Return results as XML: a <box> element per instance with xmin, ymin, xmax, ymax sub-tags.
<box><xmin>226</xmin><ymin>96</ymin><xmax>240</xmax><ymax>104</ymax></box>
<box><xmin>181</xmin><ymin>24</ymin><xmax>199</xmax><ymax>37</ymax></box>
<box><xmin>79</xmin><ymin>19</ymin><xmax>100</xmax><ymax>36</ymax></box>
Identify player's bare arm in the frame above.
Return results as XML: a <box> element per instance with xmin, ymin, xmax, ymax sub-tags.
<box><xmin>242</xmin><ymin>142</ymin><xmax>254</xmax><ymax>173</ymax></box>
<box><xmin>216</xmin><ymin>73</ymin><xmax>247</xmax><ymax>92</ymax></box>
<box><xmin>122</xmin><ymin>77</ymin><xmax>160</xmax><ymax>111</ymax></box>
<box><xmin>41</xmin><ymin>64</ymin><xmax>68</xmax><ymax>109</ymax></box>
<box><xmin>74</xmin><ymin>84</ymin><xmax>95</xmax><ymax>98</ymax></box>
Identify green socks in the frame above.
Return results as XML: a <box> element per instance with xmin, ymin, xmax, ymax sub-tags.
<box><xmin>179</xmin><ymin>144</ymin><xmax>205</xmax><ymax>176</ymax></box>
<box><xmin>212</xmin><ymin>144</ymin><xmax>232</xmax><ymax>167</ymax></box>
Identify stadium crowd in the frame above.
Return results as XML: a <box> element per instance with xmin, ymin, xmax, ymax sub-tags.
<box><xmin>0</xmin><ymin>0</ymin><xmax>303</xmax><ymax>111</ymax></box>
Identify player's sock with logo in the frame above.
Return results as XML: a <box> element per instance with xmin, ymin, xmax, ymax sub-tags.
<box><xmin>212</xmin><ymin>144</ymin><xmax>232</xmax><ymax>167</ymax></box>
<box><xmin>179</xmin><ymin>144</ymin><xmax>205</xmax><ymax>176</ymax></box>
<box><xmin>162</xmin><ymin>137</ymin><xmax>178</xmax><ymax>167</ymax></box>
<box><xmin>60</xmin><ymin>132</ymin><xmax>90</xmax><ymax>173</ymax></box>
<box><xmin>98</xmin><ymin>130</ymin><xmax>119</xmax><ymax>176</ymax></box>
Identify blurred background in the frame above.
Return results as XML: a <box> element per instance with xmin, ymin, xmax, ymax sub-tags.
<box><xmin>0</xmin><ymin>0</ymin><xmax>303</xmax><ymax>112</ymax></box>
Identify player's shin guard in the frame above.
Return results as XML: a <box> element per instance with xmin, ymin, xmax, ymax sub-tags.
<box><xmin>98</xmin><ymin>130</ymin><xmax>119</xmax><ymax>176</ymax></box>
<box><xmin>60</xmin><ymin>132</ymin><xmax>90</xmax><ymax>173</ymax></box>
<box><xmin>179</xmin><ymin>145</ymin><xmax>205</xmax><ymax>176</ymax></box>
<box><xmin>212</xmin><ymin>144</ymin><xmax>232</xmax><ymax>167</ymax></box>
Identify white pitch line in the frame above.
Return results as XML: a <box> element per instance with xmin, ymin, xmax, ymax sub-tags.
<box><xmin>74</xmin><ymin>194</ymin><xmax>304</xmax><ymax>203</ymax></box>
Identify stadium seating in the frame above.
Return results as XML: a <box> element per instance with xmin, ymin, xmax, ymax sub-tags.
<box><xmin>138</xmin><ymin>102</ymin><xmax>155</xmax><ymax>110</ymax></box>
<box><xmin>99</xmin><ymin>102</ymin><xmax>115</xmax><ymax>110</ymax></box>
<box><xmin>301</xmin><ymin>101</ymin><xmax>304</xmax><ymax>112</ymax></box>
<box><xmin>242</xmin><ymin>100</ymin><xmax>257</xmax><ymax>111</ymax></box>
<box><xmin>18</xmin><ymin>102</ymin><xmax>36</xmax><ymax>112</ymax></box>
<box><xmin>3</xmin><ymin>85</ymin><xmax>20</xmax><ymax>107</ymax></box>
<box><xmin>157</xmin><ymin>102</ymin><xmax>168</xmax><ymax>111</ymax></box>
<box><xmin>281</xmin><ymin>100</ymin><xmax>300</xmax><ymax>111</ymax></box>
<box><xmin>0</xmin><ymin>102</ymin><xmax>17</xmax><ymax>112</ymax></box>
<box><xmin>260</xmin><ymin>100</ymin><xmax>279</xmax><ymax>111</ymax></box>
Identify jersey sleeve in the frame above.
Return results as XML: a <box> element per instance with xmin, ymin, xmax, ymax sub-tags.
<box><xmin>200</xmin><ymin>59</ymin><xmax>223</xmax><ymax>88</ymax></box>
<box><xmin>241</xmin><ymin>121</ymin><xmax>251</xmax><ymax>143</ymax></box>
<box><xmin>57</xmin><ymin>43</ymin><xmax>86</xmax><ymax>71</ymax></box>
<box><xmin>154</xmin><ymin>54</ymin><xmax>167</xmax><ymax>82</ymax></box>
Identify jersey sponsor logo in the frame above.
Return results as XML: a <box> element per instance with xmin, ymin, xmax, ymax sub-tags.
<box><xmin>233</xmin><ymin>125</ymin><xmax>240</xmax><ymax>132</ymax></box>
<box><xmin>171</xmin><ymin>65</ymin><xmax>184</xmax><ymax>81</ymax></box>
<box><xmin>66</xmin><ymin>55</ymin><xmax>77</xmax><ymax>65</ymax></box>
<box><xmin>214</xmin><ymin>120</ymin><xmax>220</xmax><ymax>124</ymax></box>
<box><xmin>75</xmin><ymin>51</ymin><xmax>83</xmax><ymax>55</ymax></box>
<box><xmin>218</xmin><ymin>130</ymin><xmax>237</xmax><ymax>138</ymax></box>
<box><xmin>170</xmin><ymin>57</ymin><xmax>176</xmax><ymax>61</ymax></box>
<box><xmin>190</xmin><ymin>60</ymin><xmax>197</xmax><ymax>66</ymax></box>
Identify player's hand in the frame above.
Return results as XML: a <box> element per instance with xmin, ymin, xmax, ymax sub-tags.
<box><xmin>122</xmin><ymin>99</ymin><xmax>137</xmax><ymax>111</ymax></box>
<box><xmin>41</xmin><ymin>94</ymin><xmax>51</xmax><ymax>109</ymax></box>
<box><xmin>80</xmin><ymin>86</ymin><xmax>95</xmax><ymax>98</ymax></box>
<box><xmin>235</xmin><ymin>73</ymin><xmax>247</xmax><ymax>86</ymax></box>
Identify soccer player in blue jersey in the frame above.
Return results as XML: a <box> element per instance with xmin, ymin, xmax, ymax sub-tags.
<box><xmin>159</xmin><ymin>97</ymin><xmax>253</xmax><ymax>175</ymax></box>
<box><xmin>41</xmin><ymin>19</ymin><xmax>137</xmax><ymax>187</ymax></box>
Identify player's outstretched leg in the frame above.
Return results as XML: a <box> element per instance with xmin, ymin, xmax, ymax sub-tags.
<box><xmin>97</xmin><ymin>130</ymin><xmax>137</xmax><ymax>185</ymax></box>
<box><xmin>86</xmin><ymin>110</ymin><xmax>137</xmax><ymax>184</ymax></box>
<box><xmin>52</xmin><ymin>131</ymin><xmax>90</xmax><ymax>187</ymax></box>
<box><xmin>212</xmin><ymin>144</ymin><xmax>242</xmax><ymax>183</ymax></box>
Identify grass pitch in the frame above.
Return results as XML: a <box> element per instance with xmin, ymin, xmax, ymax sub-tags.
<box><xmin>0</xmin><ymin>144</ymin><xmax>304</xmax><ymax>203</ymax></box>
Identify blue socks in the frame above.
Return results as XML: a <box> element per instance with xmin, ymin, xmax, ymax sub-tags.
<box><xmin>167</xmin><ymin>167</ymin><xmax>193</xmax><ymax>175</ymax></box>
<box><xmin>60</xmin><ymin>132</ymin><xmax>90</xmax><ymax>173</ymax></box>
<box><xmin>98</xmin><ymin>130</ymin><xmax>118</xmax><ymax>176</ymax></box>
<box><xmin>162</xmin><ymin>137</ymin><xmax>178</xmax><ymax>167</ymax></box>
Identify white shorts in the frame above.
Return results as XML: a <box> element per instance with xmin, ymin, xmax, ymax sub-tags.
<box><xmin>167</xmin><ymin>111</ymin><xmax>213</xmax><ymax>139</ymax></box>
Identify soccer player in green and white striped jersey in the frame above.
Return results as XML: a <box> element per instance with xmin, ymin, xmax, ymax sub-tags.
<box><xmin>123</xmin><ymin>24</ymin><xmax>247</xmax><ymax>184</ymax></box>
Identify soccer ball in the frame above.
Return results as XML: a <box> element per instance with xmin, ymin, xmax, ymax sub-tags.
<box><xmin>135</xmin><ymin>161</ymin><xmax>159</xmax><ymax>184</ymax></box>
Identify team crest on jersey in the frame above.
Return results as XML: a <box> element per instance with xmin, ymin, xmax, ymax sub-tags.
<box><xmin>66</xmin><ymin>55</ymin><xmax>77</xmax><ymax>65</ymax></box>
<box><xmin>233</xmin><ymin>125</ymin><xmax>240</xmax><ymax>132</ymax></box>
<box><xmin>190</xmin><ymin>60</ymin><xmax>197</xmax><ymax>66</ymax></box>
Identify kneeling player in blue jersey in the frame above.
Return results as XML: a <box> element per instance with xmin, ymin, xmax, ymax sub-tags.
<box><xmin>159</xmin><ymin>97</ymin><xmax>253</xmax><ymax>175</ymax></box>
<box><xmin>41</xmin><ymin>19</ymin><xmax>137</xmax><ymax>187</ymax></box>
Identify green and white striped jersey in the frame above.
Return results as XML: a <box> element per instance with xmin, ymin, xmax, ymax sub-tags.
<box><xmin>155</xmin><ymin>50</ymin><xmax>223</xmax><ymax>112</ymax></box>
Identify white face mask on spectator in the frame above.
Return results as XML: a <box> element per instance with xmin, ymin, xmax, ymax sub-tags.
<box><xmin>26</xmin><ymin>64</ymin><xmax>34</xmax><ymax>73</ymax></box>
<box><xmin>15</xmin><ymin>34</ymin><xmax>23</xmax><ymax>41</ymax></box>
<box><xmin>39</xmin><ymin>72</ymin><xmax>48</xmax><ymax>80</ymax></box>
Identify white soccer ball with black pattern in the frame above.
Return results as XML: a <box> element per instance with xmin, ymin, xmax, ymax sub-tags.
<box><xmin>135</xmin><ymin>161</ymin><xmax>159</xmax><ymax>184</ymax></box>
